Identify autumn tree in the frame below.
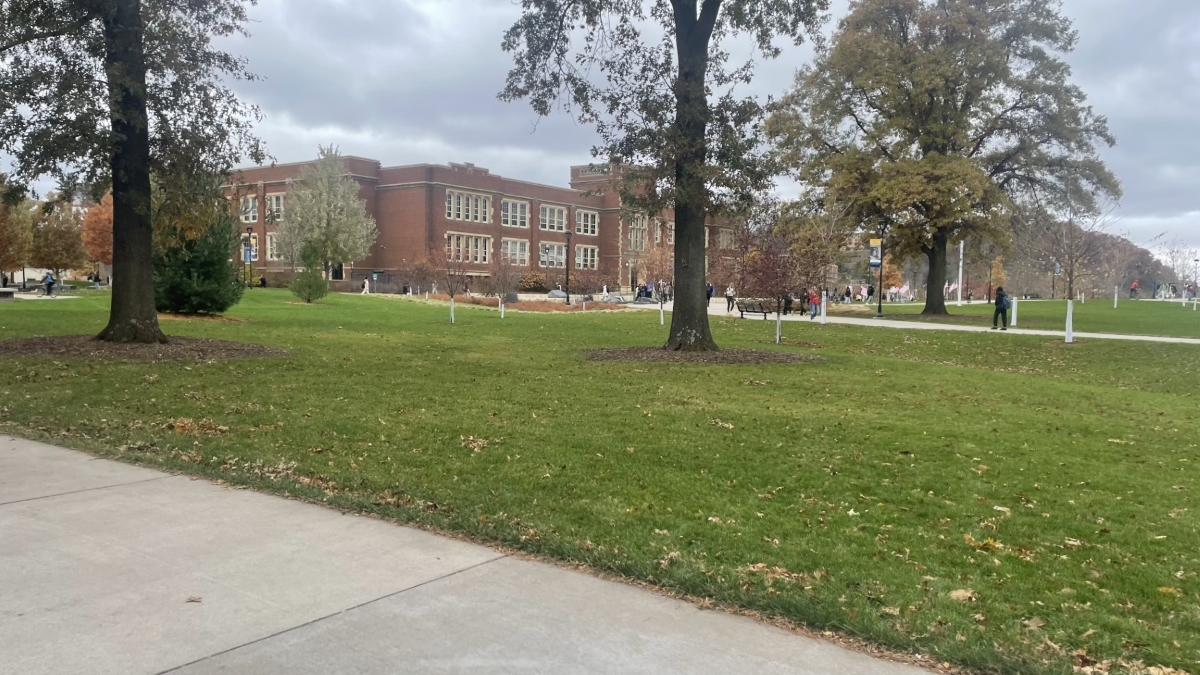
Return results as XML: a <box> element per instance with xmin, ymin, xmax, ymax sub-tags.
<box><xmin>277</xmin><ymin>146</ymin><xmax>378</xmax><ymax>278</ymax></box>
<box><xmin>1</xmin><ymin>0</ymin><xmax>266</xmax><ymax>342</ymax></box>
<box><xmin>500</xmin><ymin>0</ymin><xmax>829</xmax><ymax>350</ymax></box>
<box><xmin>0</xmin><ymin>194</ymin><xmax>35</xmax><ymax>284</ymax></box>
<box><xmin>487</xmin><ymin>250</ymin><xmax>522</xmax><ymax>318</ymax></box>
<box><xmin>427</xmin><ymin>244</ymin><xmax>471</xmax><ymax>324</ymax></box>
<box><xmin>82</xmin><ymin>192</ymin><xmax>114</xmax><ymax>266</ymax></box>
<box><xmin>31</xmin><ymin>203</ymin><xmax>89</xmax><ymax>276</ymax></box>
<box><xmin>768</xmin><ymin>0</ymin><xmax>1120</xmax><ymax>315</ymax></box>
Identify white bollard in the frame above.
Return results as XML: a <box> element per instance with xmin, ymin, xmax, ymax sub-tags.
<box><xmin>775</xmin><ymin>310</ymin><xmax>782</xmax><ymax>344</ymax></box>
<box><xmin>1082</xmin><ymin>292</ymin><xmax>1086</xmax><ymax>304</ymax></box>
<box><xmin>1114</xmin><ymin>286</ymin><xmax>1118</xmax><ymax>309</ymax></box>
<box><xmin>500</xmin><ymin>299</ymin><xmax>505</xmax><ymax>319</ymax></box>
<box><xmin>660</xmin><ymin>302</ymin><xmax>664</xmax><ymax>326</ymax></box>
<box><xmin>1065</xmin><ymin>300</ymin><xmax>1074</xmax><ymax>344</ymax></box>
<box><xmin>820</xmin><ymin>292</ymin><xmax>828</xmax><ymax>325</ymax></box>
<box><xmin>1012</xmin><ymin>297</ymin><xmax>1018</xmax><ymax>327</ymax></box>
<box><xmin>582</xmin><ymin>301</ymin><xmax>586</xmax><ymax>312</ymax></box>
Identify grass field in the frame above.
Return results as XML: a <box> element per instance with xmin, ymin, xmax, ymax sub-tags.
<box><xmin>2</xmin><ymin>291</ymin><xmax>1198</xmax><ymax>675</ymax></box>
<box><xmin>829</xmin><ymin>296</ymin><xmax>1200</xmax><ymax>339</ymax></box>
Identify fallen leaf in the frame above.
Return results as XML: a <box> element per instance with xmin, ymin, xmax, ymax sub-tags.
<box><xmin>1023</xmin><ymin>617</ymin><xmax>1045</xmax><ymax>630</ymax></box>
<box><xmin>949</xmin><ymin>589</ymin><xmax>976</xmax><ymax>602</ymax></box>
<box><xmin>186</xmin><ymin>596</ymin><xmax>202</xmax><ymax>603</ymax></box>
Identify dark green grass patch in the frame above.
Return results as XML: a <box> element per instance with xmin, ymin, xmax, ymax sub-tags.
<box><xmin>2</xmin><ymin>290</ymin><xmax>1198</xmax><ymax>674</ymax></box>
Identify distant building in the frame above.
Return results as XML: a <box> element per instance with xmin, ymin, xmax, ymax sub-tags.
<box><xmin>226</xmin><ymin>156</ymin><xmax>734</xmax><ymax>291</ymax></box>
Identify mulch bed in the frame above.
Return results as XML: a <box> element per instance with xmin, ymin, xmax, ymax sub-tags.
<box><xmin>587</xmin><ymin>347</ymin><xmax>823</xmax><ymax>365</ymax></box>
<box><xmin>0</xmin><ymin>335</ymin><xmax>285</xmax><ymax>362</ymax></box>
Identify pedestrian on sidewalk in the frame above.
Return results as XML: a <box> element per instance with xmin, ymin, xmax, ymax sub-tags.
<box><xmin>1130</xmin><ymin>279</ymin><xmax>1139</xmax><ymax>299</ymax></box>
<box><xmin>725</xmin><ymin>285</ymin><xmax>736</xmax><ymax>313</ymax></box>
<box><xmin>808</xmin><ymin>288</ymin><xmax>820</xmax><ymax>320</ymax></box>
<box><xmin>783</xmin><ymin>292</ymin><xmax>794</xmax><ymax>315</ymax></box>
<box><xmin>867</xmin><ymin>284</ymin><xmax>875</xmax><ymax>303</ymax></box>
<box><xmin>992</xmin><ymin>286</ymin><xmax>1010</xmax><ymax>330</ymax></box>
<box><xmin>707</xmin><ymin>284</ymin><xmax>715</xmax><ymax>305</ymax></box>
<box><xmin>361</xmin><ymin>279</ymin><xmax>370</xmax><ymax>295</ymax></box>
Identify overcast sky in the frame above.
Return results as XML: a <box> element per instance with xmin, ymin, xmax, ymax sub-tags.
<box><xmin>226</xmin><ymin>0</ymin><xmax>1199</xmax><ymax>251</ymax></box>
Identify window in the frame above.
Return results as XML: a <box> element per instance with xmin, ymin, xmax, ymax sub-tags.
<box><xmin>239</xmin><ymin>195</ymin><xmax>258</xmax><ymax>223</ymax></box>
<box><xmin>445</xmin><ymin>233</ymin><xmax>491</xmax><ymax>264</ymax></box>
<box><xmin>501</xmin><ymin>239</ymin><xmax>528</xmax><ymax>266</ymax></box>
<box><xmin>667</xmin><ymin>221</ymin><xmax>675</xmax><ymax>244</ymax></box>
<box><xmin>654</xmin><ymin>222</ymin><xmax>661</xmax><ymax>244</ymax></box>
<box><xmin>575</xmin><ymin>210</ymin><xmax>598</xmax><ymax>235</ymax></box>
<box><xmin>249</xmin><ymin>233</ymin><xmax>259</xmax><ymax>262</ymax></box>
<box><xmin>539</xmin><ymin>242</ymin><xmax>566</xmax><ymax>268</ymax></box>
<box><xmin>628</xmin><ymin>214</ymin><xmax>647</xmax><ymax>251</ymax></box>
<box><xmin>575</xmin><ymin>245</ymin><xmax>598</xmax><ymax>270</ymax></box>
<box><xmin>718</xmin><ymin>228</ymin><xmax>734</xmax><ymax>249</ymax></box>
<box><xmin>502</xmin><ymin>200</ymin><xmax>529</xmax><ymax>228</ymax></box>
<box><xmin>266</xmin><ymin>233</ymin><xmax>280</xmax><ymax>261</ymax></box>
<box><xmin>445</xmin><ymin>190</ymin><xmax>491</xmax><ymax>223</ymax></box>
<box><xmin>265</xmin><ymin>193</ymin><xmax>284</xmax><ymax>222</ymax></box>
<box><xmin>539</xmin><ymin>205</ymin><xmax>566</xmax><ymax>232</ymax></box>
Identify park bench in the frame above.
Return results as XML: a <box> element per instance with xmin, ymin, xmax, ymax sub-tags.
<box><xmin>0</xmin><ymin>288</ymin><xmax>14</xmax><ymax>303</ymax></box>
<box><xmin>736</xmin><ymin>300</ymin><xmax>774</xmax><ymax>319</ymax></box>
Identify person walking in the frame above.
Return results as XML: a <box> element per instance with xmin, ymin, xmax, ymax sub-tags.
<box><xmin>867</xmin><ymin>284</ymin><xmax>875</xmax><ymax>303</ymax></box>
<box><xmin>1129</xmin><ymin>279</ymin><xmax>1139</xmax><ymax>299</ymax></box>
<box><xmin>992</xmin><ymin>286</ymin><xmax>1010</xmax><ymax>330</ymax></box>
<box><xmin>783</xmin><ymin>292</ymin><xmax>794</xmax><ymax>315</ymax></box>
<box><xmin>706</xmin><ymin>284</ymin><xmax>715</xmax><ymax>305</ymax></box>
<box><xmin>808</xmin><ymin>288</ymin><xmax>821</xmax><ymax>320</ymax></box>
<box><xmin>42</xmin><ymin>271</ymin><xmax>55</xmax><ymax>297</ymax></box>
<box><xmin>725</xmin><ymin>285</ymin><xmax>736</xmax><ymax>313</ymax></box>
<box><xmin>361</xmin><ymin>279</ymin><xmax>370</xmax><ymax>295</ymax></box>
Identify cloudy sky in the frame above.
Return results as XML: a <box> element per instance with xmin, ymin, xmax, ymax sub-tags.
<box><xmin>225</xmin><ymin>0</ymin><xmax>1200</xmax><ymax>251</ymax></box>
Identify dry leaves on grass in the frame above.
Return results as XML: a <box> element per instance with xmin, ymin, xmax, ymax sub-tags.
<box><xmin>949</xmin><ymin>589</ymin><xmax>977</xmax><ymax>602</ymax></box>
<box><xmin>166</xmin><ymin>418</ymin><xmax>228</xmax><ymax>436</ymax></box>
<box><xmin>461</xmin><ymin>436</ymin><xmax>501</xmax><ymax>452</ymax></box>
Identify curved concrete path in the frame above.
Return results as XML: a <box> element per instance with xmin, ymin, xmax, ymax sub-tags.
<box><xmin>0</xmin><ymin>435</ymin><xmax>931</xmax><ymax>675</ymax></box>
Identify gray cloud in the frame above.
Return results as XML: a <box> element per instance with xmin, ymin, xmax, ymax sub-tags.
<box><xmin>224</xmin><ymin>0</ymin><xmax>1200</xmax><ymax>251</ymax></box>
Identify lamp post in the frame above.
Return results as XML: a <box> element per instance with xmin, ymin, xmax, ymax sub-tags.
<box><xmin>564</xmin><ymin>230</ymin><xmax>573</xmax><ymax>305</ymax></box>
<box><xmin>244</xmin><ymin>226</ymin><xmax>253</xmax><ymax>286</ymax></box>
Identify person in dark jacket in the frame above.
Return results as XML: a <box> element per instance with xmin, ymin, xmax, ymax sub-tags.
<box><xmin>992</xmin><ymin>286</ymin><xmax>1010</xmax><ymax>330</ymax></box>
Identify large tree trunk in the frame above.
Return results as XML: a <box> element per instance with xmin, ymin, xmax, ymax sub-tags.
<box><xmin>665</xmin><ymin>2</ymin><xmax>718</xmax><ymax>351</ymax></box>
<box><xmin>96</xmin><ymin>0</ymin><xmax>165</xmax><ymax>344</ymax></box>
<box><xmin>922</xmin><ymin>230</ymin><xmax>950</xmax><ymax>316</ymax></box>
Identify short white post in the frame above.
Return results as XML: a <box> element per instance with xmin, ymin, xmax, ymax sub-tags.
<box><xmin>500</xmin><ymin>299</ymin><xmax>505</xmax><ymax>319</ymax></box>
<box><xmin>450</xmin><ymin>297</ymin><xmax>456</xmax><ymax>324</ymax></box>
<box><xmin>1082</xmin><ymin>292</ymin><xmax>1086</xmax><ymax>304</ymax></box>
<box><xmin>1011</xmin><ymin>297</ymin><xmax>1018</xmax><ymax>327</ymax></box>
<box><xmin>582</xmin><ymin>301</ymin><xmax>586</xmax><ymax>312</ymax></box>
<box><xmin>820</xmin><ymin>291</ymin><xmax>828</xmax><ymax>325</ymax></box>
<box><xmin>1114</xmin><ymin>286</ymin><xmax>1118</xmax><ymax>309</ymax></box>
<box><xmin>659</xmin><ymin>302</ymin><xmax>664</xmax><ymax>326</ymax></box>
<box><xmin>1065</xmin><ymin>300</ymin><xmax>1074</xmax><ymax>344</ymax></box>
<box><xmin>775</xmin><ymin>311</ymin><xmax>782</xmax><ymax>344</ymax></box>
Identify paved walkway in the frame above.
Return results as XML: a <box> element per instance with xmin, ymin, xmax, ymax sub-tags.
<box><xmin>628</xmin><ymin>301</ymin><xmax>1200</xmax><ymax>345</ymax></box>
<box><xmin>0</xmin><ymin>435</ymin><xmax>930</xmax><ymax>675</ymax></box>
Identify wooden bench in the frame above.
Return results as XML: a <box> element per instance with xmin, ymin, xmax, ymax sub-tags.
<box><xmin>735</xmin><ymin>300</ymin><xmax>774</xmax><ymax>319</ymax></box>
<box><xmin>0</xmin><ymin>288</ymin><xmax>14</xmax><ymax>303</ymax></box>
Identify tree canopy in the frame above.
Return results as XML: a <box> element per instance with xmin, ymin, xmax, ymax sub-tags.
<box><xmin>276</xmin><ymin>146</ymin><xmax>378</xmax><ymax>278</ymax></box>
<box><xmin>82</xmin><ymin>193</ymin><xmax>115</xmax><ymax>266</ymax></box>
<box><xmin>767</xmin><ymin>0</ymin><xmax>1120</xmax><ymax>314</ymax></box>
<box><xmin>501</xmin><ymin>0</ymin><xmax>829</xmax><ymax>349</ymax></box>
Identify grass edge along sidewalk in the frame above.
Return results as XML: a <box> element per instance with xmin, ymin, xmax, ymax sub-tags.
<box><xmin>1</xmin><ymin>290</ymin><xmax>1198</xmax><ymax>675</ymax></box>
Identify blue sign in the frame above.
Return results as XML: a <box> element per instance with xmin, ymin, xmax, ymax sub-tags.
<box><xmin>243</xmin><ymin>249</ymin><xmax>252</xmax><ymax>264</ymax></box>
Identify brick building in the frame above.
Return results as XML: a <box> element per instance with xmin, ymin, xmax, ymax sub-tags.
<box><xmin>228</xmin><ymin>156</ymin><xmax>734</xmax><ymax>292</ymax></box>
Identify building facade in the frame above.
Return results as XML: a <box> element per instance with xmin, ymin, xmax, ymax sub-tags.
<box><xmin>228</xmin><ymin>156</ymin><xmax>734</xmax><ymax>292</ymax></box>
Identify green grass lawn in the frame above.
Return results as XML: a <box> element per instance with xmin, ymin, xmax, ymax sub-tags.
<box><xmin>2</xmin><ymin>290</ymin><xmax>1198</xmax><ymax>675</ymax></box>
<box><xmin>830</xmin><ymin>296</ymin><xmax>1200</xmax><ymax>339</ymax></box>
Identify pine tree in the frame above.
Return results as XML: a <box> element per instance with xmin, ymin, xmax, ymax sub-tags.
<box><xmin>153</xmin><ymin>214</ymin><xmax>244</xmax><ymax>315</ymax></box>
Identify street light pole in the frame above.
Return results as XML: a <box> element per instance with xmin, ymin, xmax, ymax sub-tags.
<box><xmin>564</xmin><ymin>230</ymin><xmax>572</xmax><ymax>305</ymax></box>
<box><xmin>875</xmin><ymin>237</ymin><xmax>884</xmax><ymax>318</ymax></box>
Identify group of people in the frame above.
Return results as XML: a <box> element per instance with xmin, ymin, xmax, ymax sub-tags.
<box><xmin>637</xmin><ymin>281</ymin><xmax>673</xmax><ymax>302</ymax></box>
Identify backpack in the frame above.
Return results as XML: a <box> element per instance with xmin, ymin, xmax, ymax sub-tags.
<box><xmin>1002</xmin><ymin>296</ymin><xmax>1012</xmax><ymax>310</ymax></box>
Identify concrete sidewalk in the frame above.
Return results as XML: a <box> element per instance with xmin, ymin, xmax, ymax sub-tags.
<box><xmin>0</xmin><ymin>435</ymin><xmax>930</xmax><ymax>675</ymax></box>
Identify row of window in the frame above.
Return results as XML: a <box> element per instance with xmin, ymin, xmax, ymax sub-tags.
<box><xmin>445</xmin><ymin>234</ymin><xmax>598</xmax><ymax>269</ymax></box>
<box><xmin>239</xmin><ymin>195</ymin><xmax>284</xmax><ymax>224</ymax></box>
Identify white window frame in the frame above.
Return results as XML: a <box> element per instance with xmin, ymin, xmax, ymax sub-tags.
<box><xmin>266</xmin><ymin>232</ymin><xmax>280</xmax><ymax>261</ymax></box>
<box><xmin>445</xmin><ymin>232</ymin><xmax>492</xmax><ymax>264</ymax></box>
<box><xmin>539</xmin><ymin>242</ymin><xmax>566</xmax><ymax>268</ymax></box>
<box><xmin>719</xmin><ymin>228</ymin><xmax>734</xmax><ymax>249</ymax></box>
<box><xmin>446</xmin><ymin>190</ymin><xmax>491</xmax><ymax>223</ymax></box>
<box><xmin>501</xmin><ymin>238</ymin><xmax>529</xmax><ymax>266</ymax></box>
<box><xmin>575</xmin><ymin>245</ymin><xmax>598</xmax><ymax>270</ymax></box>
<box><xmin>575</xmin><ymin>209</ymin><xmax>598</xmax><ymax>236</ymax></box>
<box><xmin>667</xmin><ymin>221</ymin><xmax>675</xmax><ymax>244</ymax></box>
<box><xmin>240</xmin><ymin>195</ymin><xmax>258</xmax><ymax>223</ymax></box>
<box><xmin>539</xmin><ymin>205</ymin><xmax>566</xmax><ymax>232</ymax></box>
<box><xmin>265</xmin><ymin>193</ymin><xmax>284</xmax><ymax>222</ymax></box>
<box><xmin>502</xmin><ymin>200</ymin><xmax>529</xmax><ymax>228</ymax></box>
<box><xmin>654</xmin><ymin>221</ymin><xmax>661</xmax><ymax>244</ymax></box>
<box><xmin>628</xmin><ymin>214</ymin><xmax>647</xmax><ymax>252</ymax></box>
<box><xmin>249</xmin><ymin>233</ymin><xmax>259</xmax><ymax>262</ymax></box>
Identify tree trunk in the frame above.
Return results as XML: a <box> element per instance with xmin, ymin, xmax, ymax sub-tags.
<box><xmin>664</xmin><ymin>4</ymin><xmax>718</xmax><ymax>351</ymax></box>
<box><xmin>96</xmin><ymin>0</ymin><xmax>165</xmax><ymax>344</ymax></box>
<box><xmin>922</xmin><ymin>231</ymin><xmax>950</xmax><ymax>316</ymax></box>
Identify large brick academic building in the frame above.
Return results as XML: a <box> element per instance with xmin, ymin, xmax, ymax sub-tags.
<box><xmin>228</xmin><ymin>156</ymin><xmax>734</xmax><ymax>291</ymax></box>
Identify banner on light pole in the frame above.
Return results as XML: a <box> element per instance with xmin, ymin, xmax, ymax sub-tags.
<box><xmin>868</xmin><ymin>239</ymin><xmax>882</xmax><ymax>268</ymax></box>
